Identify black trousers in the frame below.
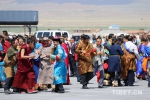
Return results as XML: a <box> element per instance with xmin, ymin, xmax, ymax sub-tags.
<box><xmin>110</xmin><ymin>72</ymin><xmax>120</xmax><ymax>81</ymax></box>
<box><xmin>124</xmin><ymin>70</ymin><xmax>135</xmax><ymax>86</ymax></box>
<box><xmin>81</xmin><ymin>72</ymin><xmax>94</xmax><ymax>86</ymax></box>
<box><xmin>69</xmin><ymin>54</ymin><xmax>76</xmax><ymax>76</ymax></box>
<box><xmin>4</xmin><ymin>77</ymin><xmax>14</xmax><ymax>90</ymax></box>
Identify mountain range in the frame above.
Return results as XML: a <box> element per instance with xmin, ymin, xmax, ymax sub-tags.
<box><xmin>0</xmin><ymin>0</ymin><xmax>150</xmax><ymax>27</ymax></box>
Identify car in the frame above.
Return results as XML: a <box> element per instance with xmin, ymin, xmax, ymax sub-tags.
<box><xmin>34</xmin><ymin>30</ymin><xmax>70</xmax><ymax>40</ymax></box>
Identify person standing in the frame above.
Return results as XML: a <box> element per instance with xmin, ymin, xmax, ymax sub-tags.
<box><xmin>142</xmin><ymin>37</ymin><xmax>150</xmax><ymax>87</ymax></box>
<box><xmin>37</xmin><ymin>37</ymin><xmax>54</xmax><ymax>90</ymax></box>
<box><xmin>60</xmin><ymin>36</ymin><xmax>70</xmax><ymax>85</ymax></box>
<box><xmin>47</xmin><ymin>38</ymin><xmax>67</xmax><ymax>93</ymax></box>
<box><xmin>93</xmin><ymin>37</ymin><xmax>105</xmax><ymax>88</ymax></box>
<box><xmin>2</xmin><ymin>31</ymin><xmax>10</xmax><ymax>54</ymax></box>
<box><xmin>0</xmin><ymin>35</ymin><xmax>6</xmax><ymax>88</ymax></box>
<box><xmin>108</xmin><ymin>38</ymin><xmax>124</xmax><ymax>87</ymax></box>
<box><xmin>121</xmin><ymin>36</ymin><xmax>140</xmax><ymax>86</ymax></box>
<box><xmin>136</xmin><ymin>38</ymin><xmax>146</xmax><ymax>79</ymax></box>
<box><xmin>75</xmin><ymin>35</ymin><xmax>96</xmax><ymax>89</ymax></box>
<box><xmin>12</xmin><ymin>38</ymin><xmax>37</xmax><ymax>94</ymax></box>
<box><xmin>69</xmin><ymin>37</ymin><xmax>76</xmax><ymax>77</ymax></box>
<box><xmin>4</xmin><ymin>38</ymin><xmax>18</xmax><ymax>94</ymax></box>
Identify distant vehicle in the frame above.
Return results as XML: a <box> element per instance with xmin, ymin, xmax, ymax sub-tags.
<box><xmin>72</xmin><ymin>34</ymin><xmax>93</xmax><ymax>43</ymax></box>
<box><xmin>72</xmin><ymin>35</ymin><xmax>81</xmax><ymax>42</ymax></box>
<box><xmin>34</xmin><ymin>30</ymin><xmax>70</xmax><ymax>40</ymax></box>
<box><xmin>61</xmin><ymin>31</ymin><xmax>70</xmax><ymax>40</ymax></box>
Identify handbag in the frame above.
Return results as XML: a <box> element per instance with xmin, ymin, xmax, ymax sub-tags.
<box><xmin>103</xmin><ymin>62</ymin><xmax>108</xmax><ymax>70</ymax></box>
<box><xmin>3</xmin><ymin>53</ymin><xmax>11</xmax><ymax>64</ymax></box>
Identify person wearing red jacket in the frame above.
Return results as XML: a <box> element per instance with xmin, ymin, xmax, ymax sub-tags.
<box><xmin>60</xmin><ymin>37</ymin><xmax>70</xmax><ymax>85</ymax></box>
<box><xmin>2</xmin><ymin>37</ymin><xmax>11</xmax><ymax>54</ymax></box>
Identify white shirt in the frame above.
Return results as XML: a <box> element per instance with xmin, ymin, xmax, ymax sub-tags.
<box><xmin>93</xmin><ymin>44</ymin><xmax>104</xmax><ymax>66</ymax></box>
<box><xmin>125</xmin><ymin>41</ymin><xmax>140</xmax><ymax>60</ymax></box>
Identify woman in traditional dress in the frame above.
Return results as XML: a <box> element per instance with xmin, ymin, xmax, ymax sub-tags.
<box><xmin>108</xmin><ymin>38</ymin><xmax>124</xmax><ymax>87</ymax></box>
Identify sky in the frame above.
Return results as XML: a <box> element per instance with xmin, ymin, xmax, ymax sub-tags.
<box><xmin>16</xmin><ymin>0</ymin><xmax>135</xmax><ymax>5</ymax></box>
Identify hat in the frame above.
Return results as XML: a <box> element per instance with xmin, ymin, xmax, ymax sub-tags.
<box><xmin>53</xmin><ymin>38</ymin><xmax>61</xmax><ymax>44</ymax></box>
<box><xmin>43</xmin><ymin>37</ymin><xmax>49</xmax><ymax>41</ymax></box>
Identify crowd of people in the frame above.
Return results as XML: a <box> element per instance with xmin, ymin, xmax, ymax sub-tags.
<box><xmin>0</xmin><ymin>30</ymin><xmax>149</xmax><ymax>94</ymax></box>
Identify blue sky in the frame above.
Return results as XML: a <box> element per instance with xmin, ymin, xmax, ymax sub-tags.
<box><xmin>16</xmin><ymin>0</ymin><xmax>134</xmax><ymax>5</ymax></box>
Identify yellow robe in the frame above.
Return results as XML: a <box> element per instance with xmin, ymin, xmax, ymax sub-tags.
<box><xmin>121</xmin><ymin>44</ymin><xmax>136</xmax><ymax>79</ymax></box>
<box><xmin>75</xmin><ymin>41</ymin><xmax>96</xmax><ymax>75</ymax></box>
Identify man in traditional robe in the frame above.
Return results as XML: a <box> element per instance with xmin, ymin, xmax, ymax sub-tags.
<box><xmin>121</xmin><ymin>35</ymin><xmax>140</xmax><ymax>86</ymax></box>
<box><xmin>75</xmin><ymin>35</ymin><xmax>96</xmax><ymax>89</ymax></box>
<box><xmin>47</xmin><ymin>38</ymin><xmax>67</xmax><ymax>93</ymax></box>
<box><xmin>12</xmin><ymin>38</ymin><xmax>37</xmax><ymax>94</ymax></box>
<box><xmin>37</xmin><ymin>37</ymin><xmax>54</xmax><ymax>90</ymax></box>
<box><xmin>142</xmin><ymin>38</ymin><xmax>150</xmax><ymax>87</ymax></box>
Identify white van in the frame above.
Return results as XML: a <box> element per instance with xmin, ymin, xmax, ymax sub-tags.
<box><xmin>61</xmin><ymin>31</ymin><xmax>70</xmax><ymax>40</ymax></box>
<box><xmin>34</xmin><ymin>30</ymin><xmax>70</xmax><ymax>40</ymax></box>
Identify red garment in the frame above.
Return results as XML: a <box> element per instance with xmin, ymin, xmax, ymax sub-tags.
<box><xmin>2</xmin><ymin>41</ymin><xmax>11</xmax><ymax>53</ymax></box>
<box><xmin>61</xmin><ymin>43</ymin><xmax>70</xmax><ymax>84</ymax></box>
<box><xmin>61</xmin><ymin>43</ymin><xmax>69</xmax><ymax>67</ymax></box>
<box><xmin>13</xmin><ymin>44</ymin><xmax>35</xmax><ymax>89</ymax></box>
<box><xmin>74</xmin><ymin>44</ymin><xmax>78</xmax><ymax>61</ymax></box>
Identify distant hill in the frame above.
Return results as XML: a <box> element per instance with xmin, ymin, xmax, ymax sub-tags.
<box><xmin>0</xmin><ymin>0</ymin><xmax>150</xmax><ymax>27</ymax></box>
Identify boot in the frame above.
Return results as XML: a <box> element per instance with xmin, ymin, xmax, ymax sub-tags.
<box><xmin>13</xmin><ymin>88</ymin><xmax>20</xmax><ymax>93</ymax></box>
<box><xmin>82</xmin><ymin>84</ymin><xmax>89</xmax><ymax>89</ymax></box>
<box><xmin>118</xmin><ymin>79</ymin><xmax>122</xmax><ymax>86</ymax></box>
<box><xmin>54</xmin><ymin>84</ymin><xmax>59</xmax><ymax>92</ymax></box>
<box><xmin>81</xmin><ymin>74</ymin><xmax>88</xmax><ymax>89</ymax></box>
<box><xmin>58</xmin><ymin>84</ymin><xmax>65</xmax><ymax>93</ymax></box>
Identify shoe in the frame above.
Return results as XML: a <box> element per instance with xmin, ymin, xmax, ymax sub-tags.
<box><xmin>128</xmin><ymin>84</ymin><xmax>134</xmax><ymax>86</ymax></box>
<box><xmin>148</xmin><ymin>86</ymin><xmax>150</xmax><ymax>87</ymax></box>
<box><xmin>98</xmin><ymin>86</ymin><xmax>103</xmax><ymax>88</ymax></box>
<box><xmin>82</xmin><ymin>85</ymin><xmax>89</xmax><ymax>89</ymax></box>
<box><xmin>13</xmin><ymin>88</ymin><xmax>20</xmax><ymax>93</ymax></box>
<box><xmin>4</xmin><ymin>90</ymin><xmax>13</xmax><ymax>94</ymax></box>
<box><xmin>63</xmin><ymin>83</ymin><xmax>71</xmax><ymax>85</ymax></box>
<box><xmin>27</xmin><ymin>89</ymin><xmax>38</xmax><ymax>94</ymax></box>
<box><xmin>58</xmin><ymin>89</ymin><xmax>65</xmax><ymax>93</ymax></box>
<box><xmin>112</xmin><ymin>81</ymin><xmax>118</xmax><ymax>87</ymax></box>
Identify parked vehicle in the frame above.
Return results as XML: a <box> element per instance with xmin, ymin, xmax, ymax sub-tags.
<box><xmin>34</xmin><ymin>30</ymin><xmax>70</xmax><ymax>40</ymax></box>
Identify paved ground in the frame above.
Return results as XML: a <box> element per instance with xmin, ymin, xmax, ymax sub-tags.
<box><xmin>0</xmin><ymin>77</ymin><xmax>149</xmax><ymax>100</ymax></box>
